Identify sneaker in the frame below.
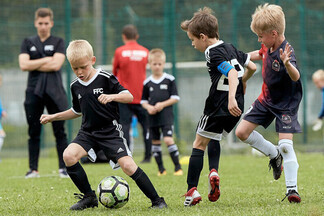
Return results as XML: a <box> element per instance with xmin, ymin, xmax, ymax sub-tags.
<box><xmin>25</xmin><ymin>170</ymin><xmax>40</xmax><ymax>179</ymax></box>
<box><xmin>174</xmin><ymin>169</ymin><xmax>183</xmax><ymax>176</ymax></box>
<box><xmin>157</xmin><ymin>170</ymin><xmax>167</xmax><ymax>176</ymax></box>
<box><xmin>183</xmin><ymin>187</ymin><xmax>202</xmax><ymax>206</ymax></box>
<box><xmin>69</xmin><ymin>191</ymin><xmax>98</xmax><ymax>210</ymax></box>
<box><xmin>281</xmin><ymin>190</ymin><xmax>301</xmax><ymax>203</ymax></box>
<box><xmin>140</xmin><ymin>158</ymin><xmax>151</xmax><ymax>163</ymax></box>
<box><xmin>150</xmin><ymin>197</ymin><xmax>168</xmax><ymax>209</ymax></box>
<box><xmin>208</xmin><ymin>169</ymin><xmax>220</xmax><ymax>202</ymax></box>
<box><xmin>268</xmin><ymin>150</ymin><xmax>283</xmax><ymax>180</ymax></box>
<box><xmin>59</xmin><ymin>168</ymin><xmax>69</xmax><ymax>178</ymax></box>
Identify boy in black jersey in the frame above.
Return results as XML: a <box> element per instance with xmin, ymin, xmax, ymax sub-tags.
<box><xmin>180</xmin><ymin>7</ymin><xmax>256</xmax><ymax>206</ymax></box>
<box><xmin>141</xmin><ymin>49</ymin><xmax>182</xmax><ymax>176</ymax></box>
<box><xmin>40</xmin><ymin>40</ymin><xmax>167</xmax><ymax>210</ymax></box>
<box><xmin>236</xmin><ymin>4</ymin><xmax>302</xmax><ymax>203</ymax></box>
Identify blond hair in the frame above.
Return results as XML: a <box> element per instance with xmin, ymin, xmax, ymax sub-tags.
<box><xmin>181</xmin><ymin>7</ymin><xmax>219</xmax><ymax>39</ymax></box>
<box><xmin>66</xmin><ymin>40</ymin><xmax>94</xmax><ymax>63</ymax></box>
<box><xmin>250</xmin><ymin>3</ymin><xmax>285</xmax><ymax>35</ymax></box>
<box><xmin>35</xmin><ymin>8</ymin><xmax>54</xmax><ymax>20</ymax></box>
<box><xmin>148</xmin><ymin>48</ymin><xmax>166</xmax><ymax>63</ymax></box>
<box><xmin>312</xmin><ymin>69</ymin><xmax>324</xmax><ymax>81</ymax></box>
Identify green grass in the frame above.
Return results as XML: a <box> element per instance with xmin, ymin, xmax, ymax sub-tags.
<box><xmin>0</xmin><ymin>152</ymin><xmax>323</xmax><ymax>216</ymax></box>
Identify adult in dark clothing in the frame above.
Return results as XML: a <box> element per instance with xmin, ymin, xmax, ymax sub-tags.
<box><xmin>18</xmin><ymin>7</ymin><xmax>69</xmax><ymax>178</ymax></box>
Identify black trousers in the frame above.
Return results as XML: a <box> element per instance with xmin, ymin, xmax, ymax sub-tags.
<box><xmin>24</xmin><ymin>91</ymin><xmax>68</xmax><ymax>170</ymax></box>
<box><xmin>118</xmin><ymin>103</ymin><xmax>152</xmax><ymax>159</ymax></box>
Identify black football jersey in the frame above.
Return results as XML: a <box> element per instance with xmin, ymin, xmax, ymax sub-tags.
<box><xmin>141</xmin><ymin>73</ymin><xmax>179</xmax><ymax>127</ymax></box>
<box><xmin>20</xmin><ymin>35</ymin><xmax>65</xmax><ymax>89</ymax></box>
<box><xmin>70</xmin><ymin>69</ymin><xmax>128</xmax><ymax>131</ymax></box>
<box><xmin>204</xmin><ymin>40</ymin><xmax>250</xmax><ymax>117</ymax></box>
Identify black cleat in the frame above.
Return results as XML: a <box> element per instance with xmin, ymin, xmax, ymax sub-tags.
<box><xmin>268</xmin><ymin>150</ymin><xmax>283</xmax><ymax>180</ymax></box>
<box><xmin>140</xmin><ymin>158</ymin><xmax>151</xmax><ymax>163</ymax></box>
<box><xmin>69</xmin><ymin>191</ymin><xmax>98</xmax><ymax>210</ymax></box>
<box><xmin>281</xmin><ymin>190</ymin><xmax>301</xmax><ymax>203</ymax></box>
<box><xmin>150</xmin><ymin>197</ymin><xmax>168</xmax><ymax>209</ymax></box>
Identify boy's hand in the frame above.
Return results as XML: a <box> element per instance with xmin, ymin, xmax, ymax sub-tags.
<box><xmin>228</xmin><ymin>97</ymin><xmax>242</xmax><ymax>117</ymax></box>
<box><xmin>146</xmin><ymin>105</ymin><xmax>158</xmax><ymax>115</ymax></box>
<box><xmin>280</xmin><ymin>43</ymin><xmax>292</xmax><ymax>66</ymax></box>
<box><xmin>40</xmin><ymin>114</ymin><xmax>53</xmax><ymax>124</ymax></box>
<box><xmin>154</xmin><ymin>102</ymin><xmax>164</xmax><ymax>112</ymax></box>
<box><xmin>312</xmin><ymin>118</ymin><xmax>323</xmax><ymax>131</ymax></box>
<box><xmin>98</xmin><ymin>94</ymin><xmax>115</xmax><ymax>104</ymax></box>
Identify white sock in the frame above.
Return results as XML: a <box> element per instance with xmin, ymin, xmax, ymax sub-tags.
<box><xmin>243</xmin><ymin>130</ymin><xmax>278</xmax><ymax>159</ymax></box>
<box><xmin>278</xmin><ymin>139</ymin><xmax>299</xmax><ymax>193</ymax></box>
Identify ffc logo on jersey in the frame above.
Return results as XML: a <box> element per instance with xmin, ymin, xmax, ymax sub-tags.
<box><xmin>160</xmin><ymin>84</ymin><xmax>168</xmax><ymax>90</ymax></box>
<box><xmin>272</xmin><ymin>60</ymin><xmax>280</xmax><ymax>72</ymax></box>
<box><xmin>44</xmin><ymin>45</ymin><xmax>54</xmax><ymax>51</ymax></box>
<box><xmin>93</xmin><ymin>88</ymin><xmax>103</xmax><ymax>94</ymax></box>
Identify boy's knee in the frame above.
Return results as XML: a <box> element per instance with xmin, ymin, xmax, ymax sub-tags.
<box><xmin>235</xmin><ymin>127</ymin><xmax>248</xmax><ymax>141</ymax></box>
<box><xmin>63</xmin><ymin>149</ymin><xmax>77</xmax><ymax>166</ymax></box>
<box><xmin>119</xmin><ymin>156</ymin><xmax>137</xmax><ymax>176</ymax></box>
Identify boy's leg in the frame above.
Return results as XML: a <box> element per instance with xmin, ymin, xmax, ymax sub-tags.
<box><xmin>164</xmin><ymin>136</ymin><xmax>182</xmax><ymax>174</ymax></box>
<box><xmin>208</xmin><ymin>139</ymin><xmax>220</xmax><ymax>171</ymax></box>
<box><xmin>278</xmin><ymin>135</ymin><xmax>301</xmax><ymax>203</ymax></box>
<box><xmin>64</xmin><ymin>143</ymin><xmax>98</xmax><ymax>210</ymax></box>
<box><xmin>118</xmin><ymin>156</ymin><xmax>167</xmax><ymax>208</ymax></box>
<box><xmin>152</xmin><ymin>143</ymin><xmax>166</xmax><ymax>175</ymax></box>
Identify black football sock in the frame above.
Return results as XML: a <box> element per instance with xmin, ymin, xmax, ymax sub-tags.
<box><xmin>152</xmin><ymin>144</ymin><xmax>165</xmax><ymax>172</ymax></box>
<box><xmin>168</xmin><ymin>144</ymin><xmax>181</xmax><ymax>171</ymax></box>
<box><xmin>66</xmin><ymin>162</ymin><xmax>93</xmax><ymax>194</ymax></box>
<box><xmin>187</xmin><ymin>148</ymin><xmax>204</xmax><ymax>191</ymax></box>
<box><xmin>130</xmin><ymin>167</ymin><xmax>159</xmax><ymax>202</ymax></box>
<box><xmin>208</xmin><ymin>140</ymin><xmax>221</xmax><ymax>171</ymax></box>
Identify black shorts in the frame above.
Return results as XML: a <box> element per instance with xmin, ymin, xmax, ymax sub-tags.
<box><xmin>150</xmin><ymin>125</ymin><xmax>174</xmax><ymax>140</ymax></box>
<box><xmin>196</xmin><ymin>114</ymin><xmax>241</xmax><ymax>141</ymax></box>
<box><xmin>243</xmin><ymin>99</ymin><xmax>302</xmax><ymax>133</ymax></box>
<box><xmin>72</xmin><ymin>120</ymin><xmax>132</xmax><ymax>166</ymax></box>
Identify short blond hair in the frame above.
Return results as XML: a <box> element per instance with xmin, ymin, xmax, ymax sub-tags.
<box><xmin>66</xmin><ymin>40</ymin><xmax>94</xmax><ymax>63</ymax></box>
<box><xmin>181</xmin><ymin>7</ymin><xmax>219</xmax><ymax>39</ymax></box>
<box><xmin>148</xmin><ymin>48</ymin><xmax>166</xmax><ymax>63</ymax></box>
<box><xmin>312</xmin><ymin>69</ymin><xmax>324</xmax><ymax>81</ymax></box>
<box><xmin>35</xmin><ymin>8</ymin><xmax>54</xmax><ymax>20</ymax></box>
<box><xmin>250</xmin><ymin>3</ymin><xmax>285</xmax><ymax>35</ymax></box>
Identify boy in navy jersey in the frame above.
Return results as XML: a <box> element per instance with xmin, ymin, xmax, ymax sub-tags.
<box><xmin>141</xmin><ymin>49</ymin><xmax>182</xmax><ymax>176</ymax></box>
<box><xmin>236</xmin><ymin>4</ymin><xmax>302</xmax><ymax>203</ymax></box>
<box><xmin>180</xmin><ymin>7</ymin><xmax>256</xmax><ymax>206</ymax></box>
<box><xmin>40</xmin><ymin>40</ymin><xmax>167</xmax><ymax>210</ymax></box>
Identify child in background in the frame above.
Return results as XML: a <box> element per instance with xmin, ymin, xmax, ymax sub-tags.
<box><xmin>312</xmin><ymin>69</ymin><xmax>324</xmax><ymax>131</ymax></box>
<box><xmin>40</xmin><ymin>40</ymin><xmax>167</xmax><ymax>210</ymax></box>
<box><xmin>141</xmin><ymin>48</ymin><xmax>182</xmax><ymax>176</ymax></box>
<box><xmin>236</xmin><ymin>3</ymin><xmax>302</xmax><ymax>203</ymax></box>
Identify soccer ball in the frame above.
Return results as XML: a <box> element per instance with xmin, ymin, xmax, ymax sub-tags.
<box><xmin>97</xmin><ymin>176</ymin><xmax>130</xmax><ymax>208</ymax></box>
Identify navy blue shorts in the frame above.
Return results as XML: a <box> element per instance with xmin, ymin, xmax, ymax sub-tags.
<box><xmin>243</xmin><ymin>99</ymin><xmax>302</xmax><ymax>133</ymax></box>
<box><xmin>72</xmin><ymin>120</ymin><xmax>132</xmax><ymax>164</ymax></box>
<box><xmin>150</xmin><ymin>125</ymin><xmax>174</xmax><ymax>140</ymax></box>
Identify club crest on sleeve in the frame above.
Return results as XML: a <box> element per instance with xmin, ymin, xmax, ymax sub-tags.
<box><xmin>272</xmin><ymin>60</ymin><xmax>280</xmax><ymax>72</ymax></box>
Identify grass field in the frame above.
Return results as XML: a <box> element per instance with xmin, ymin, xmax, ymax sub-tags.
<box><xmin>0</xmin><ymin>152</ymin><xmax>323</xmax><ymax>216</ymax></box>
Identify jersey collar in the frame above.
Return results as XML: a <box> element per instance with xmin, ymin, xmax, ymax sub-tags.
<box><xmin>78</xmin><ymin>69</ymin><xmax>100</xmax><ymax>86</ymax></box>
<box><xmin>205</xmin><ymin>40</ymin><xmax>224</xmax><ymax>55</ymax></box>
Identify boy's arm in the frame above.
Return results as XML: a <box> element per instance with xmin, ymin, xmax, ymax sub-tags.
<box><xmin>40</xmin><ymin>109</ymin><xmax>79</xmax><ymax>124</ymax></box>
<box><xmin>97</xmin><ymin>91</ymin><xmax>133</xmax><ymax>105</ymax></box>
<box><xmin>154</xmin><ymin>98</ymin><xmax>178</xmax><ymax>112</ymax></box>
<box><xmin>280</xmin><ymin>43</ymin><xmax>300</xmax><ymax>81</ymax></box>
<box><xmin>242</xmin><ymin>61</ymin><xmax>257</xmax><ymax>94</ymax></box>
<box><xmin>249</xmin><ymin>50</ymin><xmax>262</xmax><ymax>61</ymax></box>
<box><xmin>227</xmin><ymin>69</ymin><xmax>242</xmax><ymax>117</ymax></box>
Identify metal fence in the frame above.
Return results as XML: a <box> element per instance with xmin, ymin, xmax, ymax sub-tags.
<box><xmin>0</xmin><ymin>0</ymin><xmax>324</xmax><ymax>156</ymax></box>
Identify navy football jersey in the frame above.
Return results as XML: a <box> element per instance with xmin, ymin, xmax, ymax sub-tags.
<box><xmin>70</xmin><ymin>69</ymin><xmax>129</xmax><ymax>131</ymax></box>
<box><xmin>204</xmin><ymin>40</ymin><xmax>250</xmax><ymax>117</ymax></box>
<box><xmin>258</xmin><ymin>41</ymin><xmax>302</xmax><ymax>113</ymax></box>
<box><xmin>141</xmin><ymin>73</ymin><xmax>180</xmax><ymax>127</ymax></box>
